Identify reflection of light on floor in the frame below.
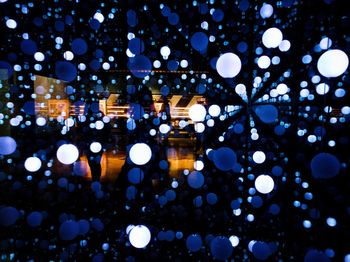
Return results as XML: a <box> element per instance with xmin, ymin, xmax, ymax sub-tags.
<box><xmin>167</xmin><ymin>146</ymin><xmax>195</xmax><ymax>178</ymax></box>
<box><xmin>76</xmin><ymin>137</ymin><xmax>196</xmax><ymax>183</ymax></box>
<box><xmin>81</xmin><ymin>152</ymin><xmax>125</xmax><ymax>183</ymax></box>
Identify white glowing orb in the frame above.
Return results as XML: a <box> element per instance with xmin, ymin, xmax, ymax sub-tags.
<box><xmin>235</xmin><ymin>84</ymin><xmax>246</xmax><ymax>95</ymax></box>
<box><xmin>260</xmin><ymin>3</ymin><xmax>273</xmax><ymax>18</ymax></box>
<box><xmin>64</xmin><ymin>118</ymin><xmax>75</xmax><ymax>128</ymax></box>
<box><xmin>126</xmin><ymin>49</ymin><xmax>135</xmax><ymax>57</ymax></box>
<box><xmin>317</xmin><ymin>49</ymin><xmax>349</xmax><ymax>78</ymax></box>
<box><xmin>316</xmin><ymin>83</ymin><xmax>330</xmax><ymax>95</ymax></box>
<box><xmin>208</xmin><ymin>104</ymin><xmax>220</xmax><ymax>117</ymax></box>
<box><xmin>276</xmin><ymin>83</ymin><xmax>288</xmax><ymax>95</ymax></box>
<box><xmin>93</xmin><ymin>12</ymin><xmax>105</xmax><ymax>23</ymax></box>
<box><xmin>279</xmin><ymin>40</ymin><xmax>291</xmax><ymax>52</ymax></box>
<box><xmin>129</xmin><ymin>143</ymin><xmax>152</xmax><ymax>165</ymax></box>
<box><xmin>63</xmin><ymin>51</ymin><xmax>74</xmax><ymax>61</ymax></box>
<box><xmin>36</xmin><ymin>117</ymin><xmax>47</xmax><ymax>126</ymax></box>
<box><xmin>255</xmin><ymin>175</ymin><xmax>274</xmax><ymax>194</ymax></box>
<box><xmin>319</xmin><ymin>37</ymin><xmax>332</xmax><ymax>50</ymax></box>
<box><xmin>189</xmin><ymin>104</ymin><xmax>207</xmax><ymax>122</ymax></box>
<box><xmin>159</xmin><ymin>124</ymin><xmax>171</xmax><ymax>134</ymax></box>
<box><xmin>149</xmin><ymin>129</ymin><xmax>156</xmax><ymax>136</ymax></box>
<box><xmin>56</xmin><ymin>144</ymin><xmax>79</xmax><ymax>165</ymax></box>
<box><xmin>216</xmin><ymin>52</ymin><xmax>242</xmax><ymax>78</ymax></box>
<box><xmin>6</xmin><ymin>19</ymin><xmax>17</xmax><ymax>29</ymax></box>
<box><xmin>180</xmin><ymin>59</ymin><xmax>188</xmax><ymax>68</ymax></box>
<box><xmin>253</xmin><ymin>151</ymin><xmax>266</xmax><ymax>164</ymax></box>
<box><xmin>257</xmin><ymin>55</ymin><xmax>271</xmax><ymax>69</ymax></box>
<box><xmin>262</xmin><ymin>27</ymin><xmax>283</xmax><ymax>48</ymax></box>
<box><xmin>128</xmin><ymin>225</ymin><xmax>151</xmax><ymax>248</ymax></box>
<box><xmin>90</xmin><ymin>142</ymin><xmax>102</xmax><ymax>153</ymax></box>
<box><xmin>102</xmin><ymin>62</ymin><xmax>110</xmax><ymax>70</ymax></box>
<box><xmin>160</xmin><ymin>46</ymin><xmax>171</xmax><ymax>57</ymax></box>
<box><xmin>34</xmin><ymin>52</ymin><xmax>45</xmax><ymax>62</ymax></box>
<box><xmin>153</xmin><ymin>60</ymin><xmax>161</xmax><ymax>68</ymax></box>
<box><xmin>24</xmin><ymin>157</ymin><xmax>42</xmax><ymax>172</ymax></box>
<box><xmin>194</xmin><ymin>123</ymin><xmax>205</xmax><ymax>133</ymax></box>
<box><xmin>207</xmin><ymin>119</ymin><xmax>215</xmax><ymax>127</ymax></box>
<box><xmin>194</xmin><ymin>160</ymin><xmax>204</xmax><ymax>171</ymax></box>
<box><xmin>95</xmin><ymin>120</ymin><xmax>104</xmax><ymax>130</ymax></box>
<box><xmin>229</xmin><ymin>235</ymin><xmax>240</xmax><ymax>247</ymax></box>
<box><xmin>102</xmin><ymin>116</ymin><xmax>110</xmax><ymax>123</ymax></box>
<box><xmin>126</xmin><ymin>225</ymin><xmax>135</xmax><ymax>234</ymax></box>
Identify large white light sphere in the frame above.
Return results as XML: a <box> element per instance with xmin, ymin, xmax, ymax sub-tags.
<box><xmin>56</xmin><ymin>144</ymin><xmax>79</xmax><ymax>165</ymax></box>
<box><xmin>260</xmin><ymin>3</ymin><xmax>273</xmax><ymax>18</ymax></box>
<box><xmin>129</xmin><ymin>225</ymin><xmax>151</xmax><ymax>248</ymax></box>
<box><xmin>253</xmin><ymin>151</ymin><xmax>266</xmax><ymax>164</ymax></box>
<box><xmin>24</xmin><ymin>157</ymin><xmax>42</xmax><ymax>172</ymax></box>
<box><xmin>208</xmin><ymin>104</ymin><xmax>221</xmax><ymax>117</ymax></box>
<box><xmin>262</xmin><ymin>28</ymin><xmax>283</xmax><ymax>48</ymax></box>
<box><xmin>189</xmin><ymin>104</ymin><xmax>207</xmax><ymax>122</ymax></box>
<box><xmin>129</xmin><ymin>143</ymin><xmax>152</xmax><ymax>165</ymax></box>
<box><xmin>216</xmin><ymin>52</ymin><xmax>242</xmax><ymax>78</ymax></box>
<box><xmin>317</xmin><ymin>49</ymin><xmax>349</xmax><ymax>78</ymax></box>
<box><xmin>255</xmin><ymin>175</ymin><xmax>274</xmax><ymax>194</ymax></box>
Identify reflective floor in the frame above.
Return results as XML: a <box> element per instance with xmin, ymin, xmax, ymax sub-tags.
<box><xmin>56</xmin><ymin>137</ymin><xmax>197</xmax><ymax>183</ymax></box>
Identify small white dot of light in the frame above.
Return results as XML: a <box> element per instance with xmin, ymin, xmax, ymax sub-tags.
<box><xmin>302</xmin><ymin>182</ymin><xmax>309</xmax><ymax>188</ymax></box>
<box><xmin>329</xmin><ymin>117</ymin><xmax>337</xmax><ymax>124</ymax></box>
<box><xmin>218</xmin><ymin>136</ymin><xmax>224</xmax><ymax>142</ymax></box>
<box><xmin>326</xmin><ymin>217</ymin><xmax>337</xmax><ymax>227</ymax></box>
<box><xmin>63</xmin><ymin>51</ymin><xmax>74</xmax><ymax>61</ymax></box>
<box><xmin>251</xmin><ymin>133</ymin><xmax>259</xmax><ymax>140</ymax></box>
<box><xmin>14</xmin><ymin>65</ymin><xmax>21</xmax><ymax>71</ymax></box>
<box><xmin>307</xmin><ymin>135</ymin><xmax>316</xmax><ymax>143</ymax></box>
<box><xmin>324</xmin><ymin>106</ymin><xmax>332</xmax><ymax>113</ymax></box>
<box><xmin>153</xmin><ymin>60</ymin><xmax>161</xmax><ymax>68</ymax></box>
<box><xmin>303</xmin><ymin>220</ymin><xmax>312</xmax><ymax>228</ymax></box>
<box><xmin>328</xmin><ymin>140</ymin><xmax>336</xmax><ymax>147</ymax></box>
<box><xmin>207</xmin><ymin>119</ymin><xmax>215</xmax><ymax>127</ymax></box>
<box><xmin>319</xmin><ymin>37</ymin><xmax>332</xmax><ymax>50</ymax></box>
<box><xmin>201</xmin><ymin>21</ymin><xmax>208</xmax><ymax>30</ymax></box>
<box><xmin>127</xmin><ymin>32</ymin><xmax>135</xmax><ymax>40</ymax></box>
<box><xmin>262</xmin><ymin>94</ymin><xmax>269</xmax><ymax>101</ymax></box>
<box><xmin>247</xmin><ymin>214</ymin><xmax>254</xmax><ymax>222</ymax></box>
<box><xmin>93</xmin><ymin>12</ymin><xmax>104</xmax><ymax>23</ymax></box>
<box><xmin>271</xmin><ymin>56</ymin><xmax>280</xmax><ymax>65</ymax></box>
<box><xmin>209</xmin><ymin>35</ymin><xmax>215</xmax><ymax>42</ymax></box>
<box><xmin>341</xmin><ymin>106</ymin><xmax>350</xmax><ymax>115</ymax></box>
<box><xmin>126</xmin><ymin>49</ymin><xmax>135</xmax><ymax>57</ymax></box>
<box><xmin>7</xmin><ymin>102</ymin><xmax>14</xmax><ymax>109</ymax></box>
<box><xmin>311</xmin><ymin>75</ymin><xmax>321</xmax><ymax>84</ymax></box>
<box><xmin>183</xmin><ymin>169</ymin><xmax>189</xmax><ymax>175</ymax></box>
<box><xmin>270</xmin><ymin>89</ymin><xmax>278</xmax><ymax>97</ymax></box>
<box><xmin>300</xmin><ymin>81</ymin><xmax>308</xmax><ymax>88</ymax></box>
<box><xmin>171</xmin><ymin>181</ymin><xmax>178</xmax><ymax>188</ymax></box>
<box><xmin>194</xmin><ymin>160</ymin><xmax>204</xmax><ymax>171</ymax></box>
<box><xmin>233</xmin><ymin>209</ymin><xmax>241</xmax><ymax>216</ymax></box>
<box><xmin>282</xmin><ymin>94</ymin><xmax>289</xmax><ymax>101</ymax></box>
<box><xmin>229</xmin><ymin>236</ymin><xmax>240</xmax><ymax>247</ymax></box>
<box><xmin>78</xmin><ymin>63</ymin><xmax>86</xmax><ymax>70</ymax></box>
